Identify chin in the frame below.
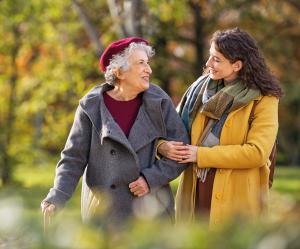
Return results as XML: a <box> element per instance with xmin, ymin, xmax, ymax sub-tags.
<box><xmin>142</xmin><ymin>81</ymin><xmax>150</xmax><ymax>90</ymax></box>
<box><xmin>209</xmin><ymin>73</ymin><xmax>221</xmax><ymax>80</ymax></box>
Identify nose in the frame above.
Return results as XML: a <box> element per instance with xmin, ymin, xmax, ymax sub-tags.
<box><xmin>145</xmin><ymin>63</ymin><xmax>152</xmax><ymax>74</ymax></box>
<box><xmin>206</xmin><ymin>56</ymin><xmax>212</xmax><ymax>68</ymax></box>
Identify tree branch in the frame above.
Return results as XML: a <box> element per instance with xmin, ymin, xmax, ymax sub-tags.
<box><xmin>72</xmin><ymin>0</ymin><xmax>103</xmax><ymax>54</ymax></box>
<box><xmin>286</xmin><ymin>0</ymin><xmax>300</xmax><ymax>11</ymax></box>
<box><xmin>107</xmin><ymin>0</ymin><xmax>129</xmax><ymax>37</ymax></box>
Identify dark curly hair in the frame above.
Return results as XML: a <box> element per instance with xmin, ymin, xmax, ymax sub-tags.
<box><xmin>211</xmin><ymin>28</ymin><xmax>283</xmax><ymax>98</ymax></box>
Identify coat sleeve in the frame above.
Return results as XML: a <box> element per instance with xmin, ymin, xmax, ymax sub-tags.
<box><xmin>197</xmin><ymin>96</ymin><xmax>279</xmax><ymax>169</ymax></box>
<box><xmin>141</xmin><ymin>97</ymin><xmax>190</xmax><ymax>191</ymax></box>
<box><xmin>43</xmin><ymin>105</ymin><xmax>92</xmax><ymax>208</ymax></box>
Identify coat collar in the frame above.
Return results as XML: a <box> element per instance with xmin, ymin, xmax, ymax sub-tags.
<box><xmin>79</xmin><ymin>83</ymin><xmax>167</xmax><ymax>153</ymax></box>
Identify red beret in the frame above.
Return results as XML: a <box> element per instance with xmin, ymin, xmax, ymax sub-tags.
<box><xmin>99</xmin><ymin>37</ymin><xmax>149</xmax><ymax>72</ymax></box>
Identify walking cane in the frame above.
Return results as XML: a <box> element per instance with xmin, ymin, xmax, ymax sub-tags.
<box><xmin>43</xmin><ymin>210</ymin><xmax>51</xmax><ymax>235</ymax></box>
<box><xmin>42</xmin><ymin>203</ymin><xmax>54</xmax><ymax>236</ymax></box>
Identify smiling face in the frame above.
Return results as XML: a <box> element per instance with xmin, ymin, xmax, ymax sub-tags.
<box><xmin>118</xmin><ymin>49</ymin><xmax>152</xmax><ymax>94</ymax></box>
<box><xmin>205</xmin><ymin>42</ymin><xmax>242</xmax><ymax>83</ymax></box>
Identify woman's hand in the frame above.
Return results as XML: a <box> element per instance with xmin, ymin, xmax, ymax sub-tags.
<box><xmin>179</xmin><ymin>145</ymin><xmax>198</xmax><ymax>164</ymax></box>
<box><xmin>41</xmin><ymin>201</ymin><xmax>56</xmax><ymax>216</ymax></box>
<box><xmin>129</xmin><ymin>176</ymin><xmax>149</xmax><ymax>197</ymax></box>
<box><xmin>158</xmin><ymin>141</ymin><xmax>188</xmax><ymax>161</ymax></box>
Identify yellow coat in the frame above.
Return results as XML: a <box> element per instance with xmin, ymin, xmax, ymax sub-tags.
<box><xmin>175</xmin><ymin>95</ymin><xmax>279</xmax><ymax>227</ymax></box>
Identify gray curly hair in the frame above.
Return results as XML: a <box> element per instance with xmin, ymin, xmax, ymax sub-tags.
<box><xmin>104</xmin><ymin>42</ymin><xmax>155</xmax><ymax>85</ymax></box>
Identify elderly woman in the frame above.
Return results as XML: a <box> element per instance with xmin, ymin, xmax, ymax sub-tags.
<box><xmin>41</xmin><ymin>37</ymin><xmax>189</xmax><ymax>225</ymax></box>
<box><xmin>158</xmin><ymin>28</ymin><xmax>283</xmax><ymax>227</ymax></box>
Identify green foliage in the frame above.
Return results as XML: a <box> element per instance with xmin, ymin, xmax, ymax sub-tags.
<box><xmin>0</xmin><ymin>163</ymin><xmax>299</xmax><ymax>248</ymax></box>
<box><xmin>273</xmin><ymin>167</ymin><xmax>300</xmax><ymax>203</ymax></box>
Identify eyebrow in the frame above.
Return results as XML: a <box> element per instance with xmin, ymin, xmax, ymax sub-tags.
<box><xmin>137</xmin><ymin>59</ymin><xmax>149</xmax><ymax>63</ymax></box>
<box><xmin>209</xmin><ymin>50</ymin><xmax>221</xmax><ymax>60</ymax></box>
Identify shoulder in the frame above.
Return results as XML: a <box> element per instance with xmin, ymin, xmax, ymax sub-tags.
<box><xmin>79</xmin><ymin>83</ymin><xmax>113</xmax><ymax>107</ymax></box>
<box><xmin>143</xmin><ymin>84</ymin><xmax>176</xmax><ymax>115</ymax></box>
<box><xmin>256</xmin><ymin>95</ymin><xmax>279</xmax><ymax>107</ymax></box>
<box><xmin>80</xmin><ymin>84</ymin><xmax>103</xmax><ymax>104</ymax></box>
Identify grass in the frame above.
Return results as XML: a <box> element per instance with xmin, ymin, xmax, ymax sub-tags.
<box><xmin>0</xmin><ymin>164</ymin><xmax>299</xmax><ymax>248</ymax></box>
<box><xmin>3</xmin><ymin>164</ymin><xmax>300</xmax><ymax>220</ymax></box>
<box><xmin>9</xmin><ymin>164</ymin><xmax>300</xmax><ymax>208</ymax></box>
<box><xmin>272</xmin><ymin>167</ymin><xmax>300</xmax><ymax>202</ymax></box>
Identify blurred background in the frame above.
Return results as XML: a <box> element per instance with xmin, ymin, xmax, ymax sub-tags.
<box><xmin>0</xmin><ymin>0</ymin><xmax>300</xmax><ymax>248</ymax></box>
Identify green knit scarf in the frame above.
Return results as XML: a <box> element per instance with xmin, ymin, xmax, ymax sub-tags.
<box><xmin>179</xmin><ymin>75</ymin><xmax>261</xmax><ymax>132</ymax></box>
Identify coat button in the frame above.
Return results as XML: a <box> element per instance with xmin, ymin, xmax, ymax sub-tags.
<box><xmin>215</xmin><ymin>193</ymin><xmax>221</xmax><ymax>200</ymax></box>
<box><xmin>110</xmin><ymin>149</ymin><xmax>116</xmax><ymax>155</ymax></box>
<box><xmin>110</xmin><ymin>184</ymin><xmax>116</xmax><ymax>189</ymax></box>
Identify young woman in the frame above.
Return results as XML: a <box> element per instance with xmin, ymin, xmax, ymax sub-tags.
<box><xmin>158</xmin><ymin>28</ymin><xmax>283</xmax><ymax>227</ymax></box>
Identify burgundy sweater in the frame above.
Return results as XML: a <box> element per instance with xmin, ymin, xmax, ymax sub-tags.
<box><xmin>103</xmin><ymin>92</ymin><xmax>142</xmax><ymax>137</ymax></box>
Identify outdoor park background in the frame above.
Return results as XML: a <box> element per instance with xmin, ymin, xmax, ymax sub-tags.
<box><xmin>0</xmin><ymin>0</ymin><xmax>300</xmax><ymax>248</ymax></box>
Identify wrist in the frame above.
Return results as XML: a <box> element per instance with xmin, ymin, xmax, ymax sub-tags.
<box><xmin>157</xmin><ymin>141</ymin><xmax>166</xmax><ymax>154</ymax></box>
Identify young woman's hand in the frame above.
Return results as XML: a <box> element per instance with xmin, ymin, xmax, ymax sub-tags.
<box><xmin>158</xmin><ymin>141</ymin><xmax>189</xmax><ymax>161</ymax></box>
<box><xmin>179</xmin><ymin>145</ymin><xmax>198</xmax><ymax>163</ymax></box>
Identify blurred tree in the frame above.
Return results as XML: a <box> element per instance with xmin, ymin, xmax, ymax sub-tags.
<box><xmin>107</xmin><ymin>0</ymin><xmax>145</xmax><ymax>37</ymax></box>
<box><xmin>72</xmin><ymin>0</ymin><xmax>103</xmax><ymax>54</ymax></box>
<box><xmin>0</xmin><ymin>0</ymin><xmax>26</xmax><ymax>184</ymax></box>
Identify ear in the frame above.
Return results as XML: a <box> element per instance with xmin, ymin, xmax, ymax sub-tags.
<box><xmin>113</xmin><ymin>68</ymin><xmax>125</xmax><ymax>80</ymax></box>
<box><xmin>233</xmin><ymin>60</ymin><xmax>243</xmax><ymax>72</ymax></box>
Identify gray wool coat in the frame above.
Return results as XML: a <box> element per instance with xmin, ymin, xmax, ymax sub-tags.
<box><xmin>44</xmin><ymin>83</ymin><xmax>189</xmax><ymax>223</ymax></box>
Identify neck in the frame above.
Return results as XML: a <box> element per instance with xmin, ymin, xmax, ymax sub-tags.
<box><xmin>224</xmin><ymin>77</ymin><xmax>238</xmax><ymax>86</ymax></box>
<box><xmin>107</xmin><ymin>85</ymin><xmax>138</xmax><ymax>101</ymax></box>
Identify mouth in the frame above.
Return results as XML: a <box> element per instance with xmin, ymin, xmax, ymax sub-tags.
<box><xmin>209</xmin><ymin>68</ymin><xmax>217</xmax><ymax>74</ymax></box>
<box><xmin>142</xmin><ymin>76</ymin><xmax>150</xmax><ymax>81</ymax></box>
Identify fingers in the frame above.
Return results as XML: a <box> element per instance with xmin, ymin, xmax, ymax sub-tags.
<box><xmin>168</xmin><ymin>141</ymin><xmax>184</xmax><ymax>146</ymax></box>
<box><xmin>131</xmin><ymin>187</ymin><xmax>146</xmax><ymax>197</ymax></box>
<box><xmin>179</xmin><ymin>158</ymin><xmax>192</xmax><ymax>164</ymax></box>
<box><xmin>178</xmin><ymin>146</ymin><xmax>198</xmax><ymax>163</ymax></box>
<box><xmin>158</xmin><ymin>141</ymin><xmax>189</xmax><ymax>160</ymax></box>
<box><xmin>170</xmin><ymin>153</ymin><xmax>189</xmax><ymax>162</ymax></box>
<box><xmin>41</xmin><ymin>201</ymin><xmax>56</xmax><ymax>216</ymax></box>
<box><xmin>166</xmin><ymin>142</ymin><xmax>189</xmax><ymax>160</ymax></box>
<box><xmin>171</xmin><ymin>144</ymin><xmax>188</xmax><ymax>152</ymax></box>
<box><xmin>130</xmin><ymin>184</ymin><xmax>147</xmax><ymax>196</ymax></box>
<box><xmin>129</xmin><ymin>177</ymin><xmax>149</xmax><ymax>197</ymax></box>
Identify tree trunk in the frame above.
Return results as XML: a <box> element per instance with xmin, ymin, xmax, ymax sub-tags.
<box><xmin>107</xmin><ymin>0</ymin><xmax>129</xmax><ymax>37</ymax></box>
<box><xmin>107</xmin><ymin>0</ymin><xmax>144</xmax><ymax>37</ymax></box>
<box><xmin>189</xmin><ymin>1</ymin><xmax>205</xmax><ymax>75</ymax></box>
<box><xmin>287</xmin><ymin>0</ymin><xmax>300</xmax><ymax>12</ymax></box>
<box><xmin>124</xmin><ymin>0</ymin><xmax>144</xmax><ymax>37</ymax></box>
<box><xmin>291</xmin><ymin>135</ymin><xmax>300</xmax><ymax>165</ymax></box>
<box><xmin>278</xmin><ymin>131</ymin><xmax>299</xmax><ymax>166</ymax></box>
<box><xmin>1</xmin><ymin>27</ymin><xmax>20</xmax><ymax>185</ymax></box>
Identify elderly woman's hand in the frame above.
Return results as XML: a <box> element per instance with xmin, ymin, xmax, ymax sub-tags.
<box><xmin>158</xmin><ymin>141</ymin><xmax>189</xmax><ymax>161</ymax></box>
<box><xmin>129</xmin><ymin>176</ymin><xmax>149</xmax><ymax>197</ymax></box>
<box><xmin>41</xmin><ymin>201</ymin><xmax>56</xmax><ymax>216</ymax></box>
